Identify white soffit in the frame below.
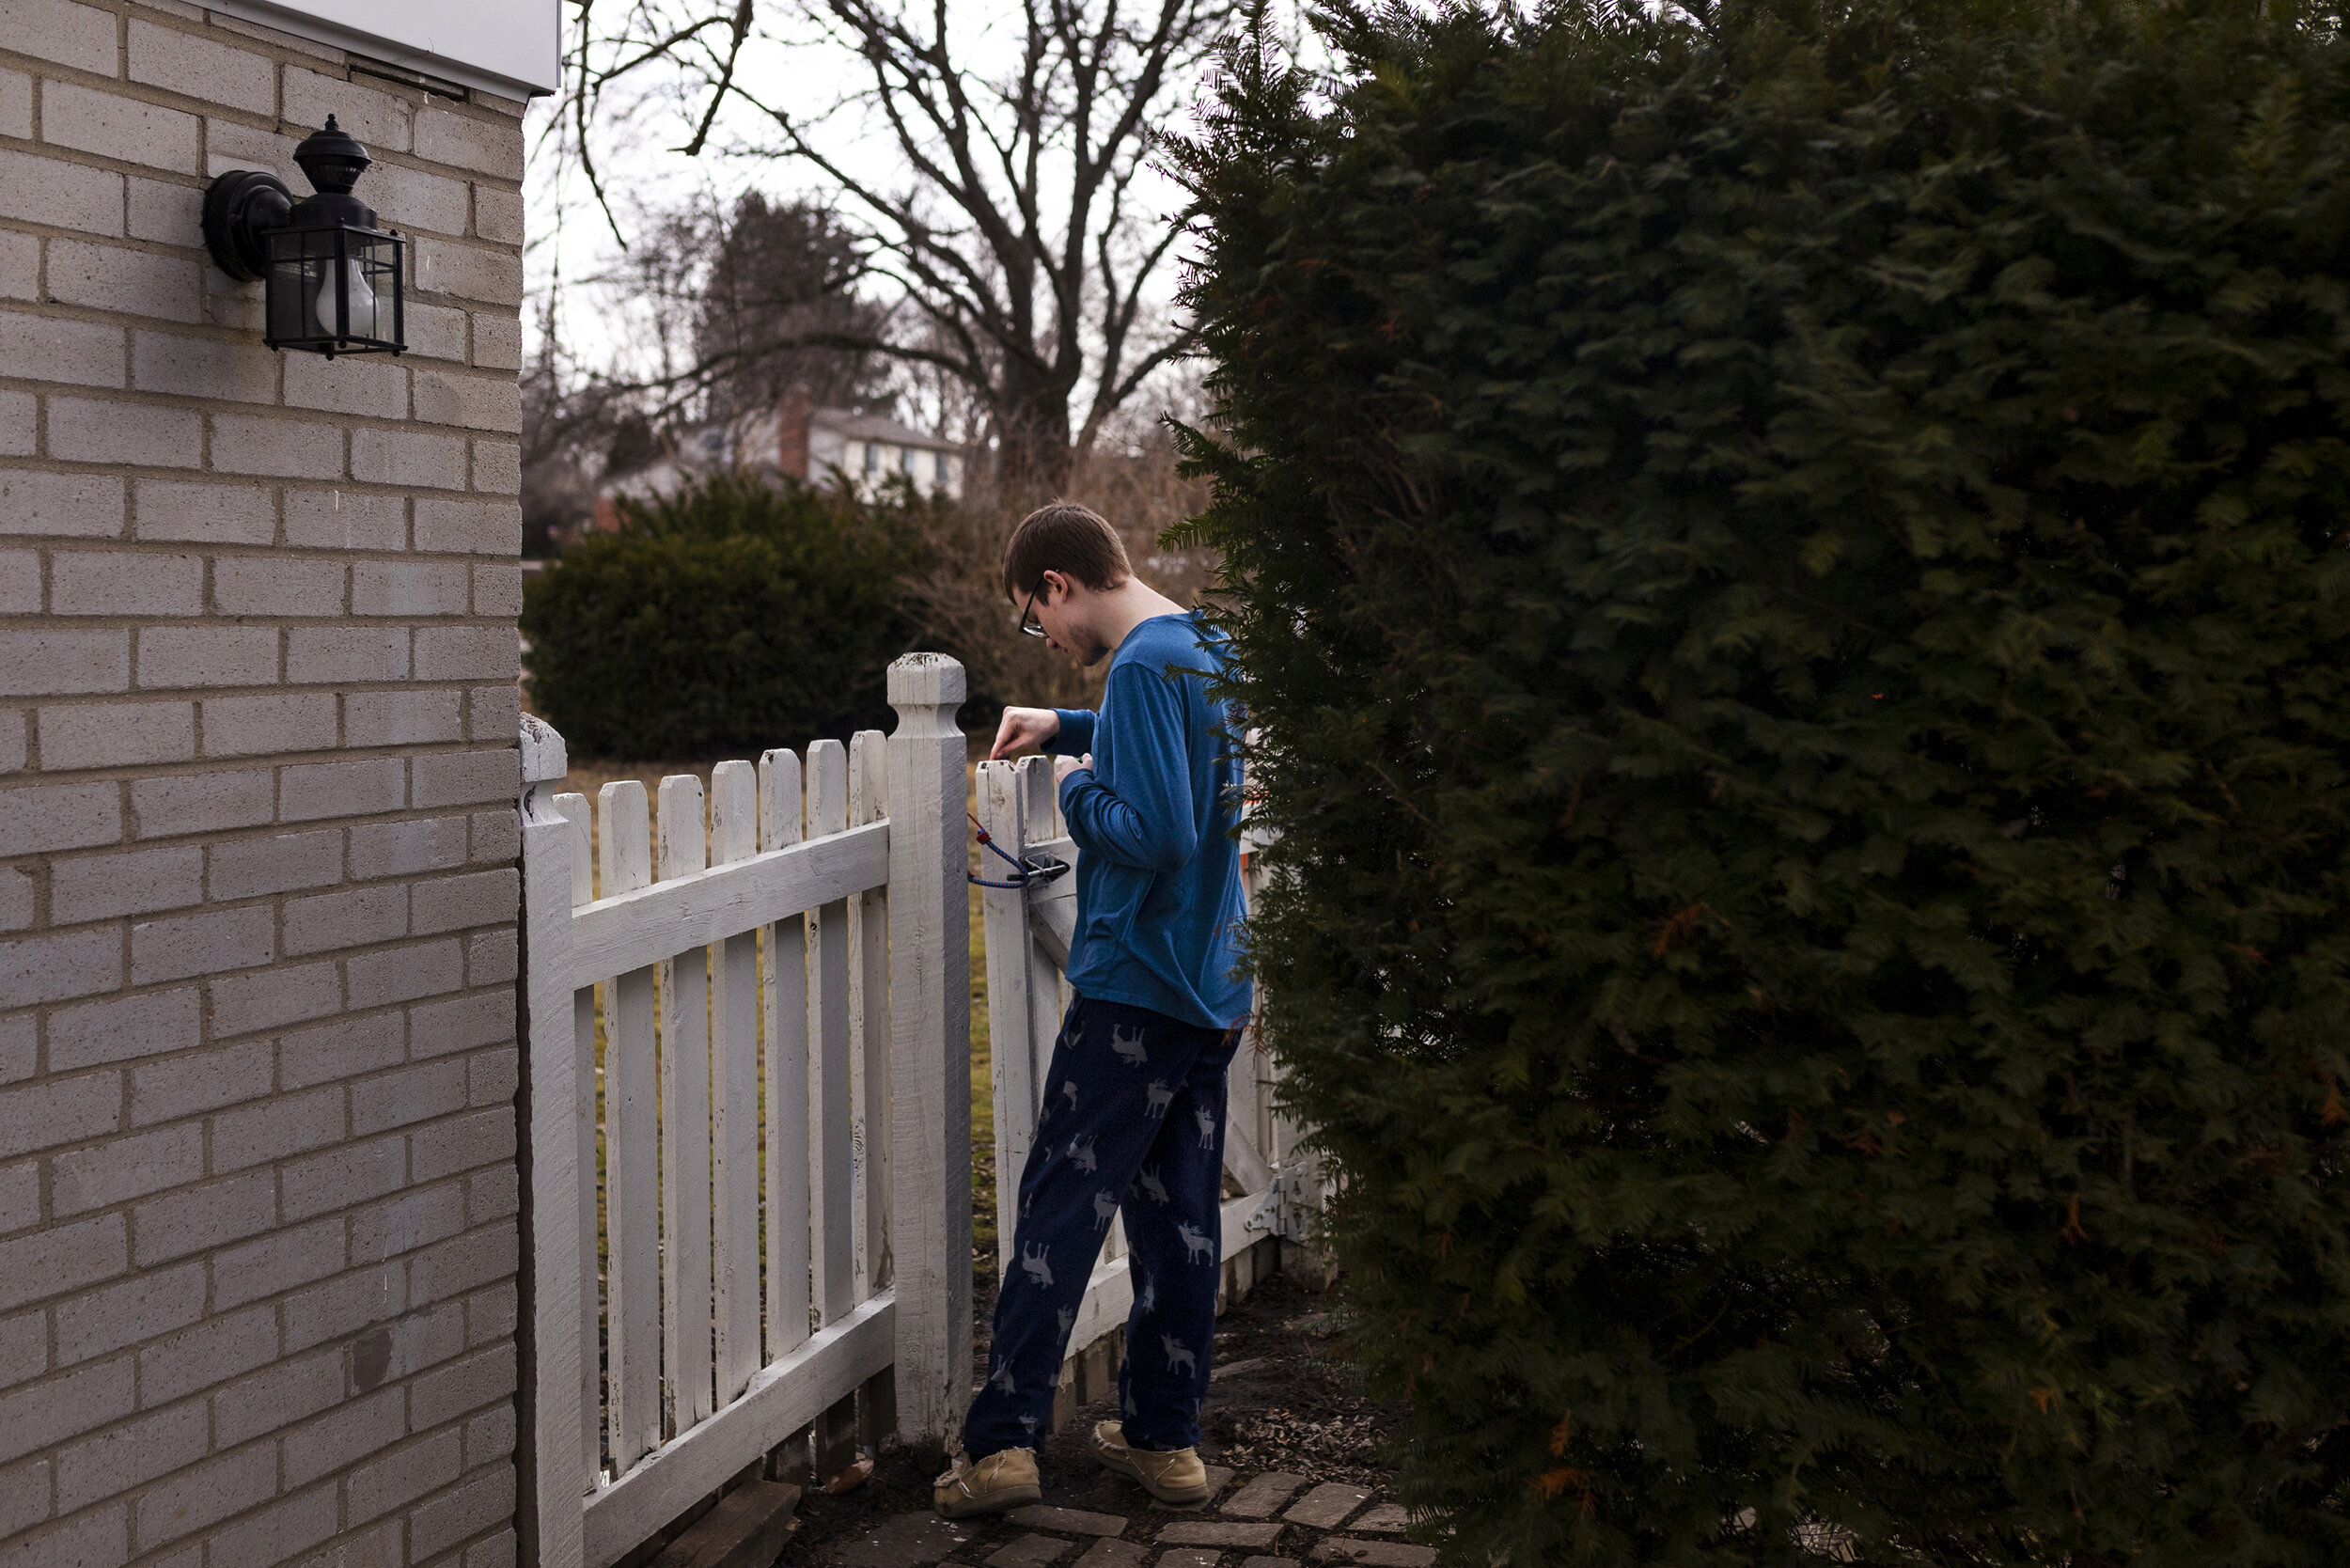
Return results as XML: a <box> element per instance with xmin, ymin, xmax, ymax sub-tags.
<box><xmin>206</xmin><ymin>0</ymin><xmax>561</xmax><ymax>99</ymax></box>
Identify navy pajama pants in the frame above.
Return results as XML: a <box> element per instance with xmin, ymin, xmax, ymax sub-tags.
<box><xmin>964</xmin><ymin>995</ymin><xmax>1238</xmax><ymax>1457</ymax></box>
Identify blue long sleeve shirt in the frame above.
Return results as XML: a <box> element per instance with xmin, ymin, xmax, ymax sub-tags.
<box><xmin>1047</xmin><ymin>613</ymin><xmax>1251</xmax><ymax>1030</ymax></box>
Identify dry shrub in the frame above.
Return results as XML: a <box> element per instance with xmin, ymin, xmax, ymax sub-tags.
<box><xmin>897</xmin><ymin>424</ymin><xmax>1219</xmax><ymax>729</ymax></box>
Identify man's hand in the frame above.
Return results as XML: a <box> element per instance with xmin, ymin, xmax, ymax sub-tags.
<box><xmin>990</xmin><ymin>706</ymin><xmax>1061</xmax><ymax>760</ymax></box>
<box><xmin>1055</xmin><ymin>753</ymin><xmax>1090</xmax><ymax>786</ymax></box>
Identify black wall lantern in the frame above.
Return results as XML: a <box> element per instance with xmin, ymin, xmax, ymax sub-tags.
<box><xmin>202</xmin><ymin>116</ymin><xmax>404</xmax><ymax>359</ymax></box>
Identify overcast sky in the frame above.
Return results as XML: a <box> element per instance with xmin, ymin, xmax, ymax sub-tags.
<box><xmin>516</xmin><ymin>6</ymin><xmax>1278</xmax><ymax>408</ymax></box>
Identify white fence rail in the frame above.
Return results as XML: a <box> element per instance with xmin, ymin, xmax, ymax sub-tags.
<box><xmin>516</xmin><ymin>654</ymin><xmax>971</xmax><ymax>1568</ymax></box>
<box><xmin>976</xmin><ymin>755</ymin><xmax>1316</xmax><ymax>1381</ymax></box>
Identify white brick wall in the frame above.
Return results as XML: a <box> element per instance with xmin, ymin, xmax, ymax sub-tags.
<box><xmin>0</xmin><ymin>4</ymin><xmax>527</xmax><ymax>1564</ymax></box>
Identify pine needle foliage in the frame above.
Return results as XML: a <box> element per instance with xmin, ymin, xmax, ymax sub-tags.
<box><xmin>521</xmin><ymin>472</ymin><xmax>926</xmax><ymax>755</ymax></box>
<box><xmin>1170</xmin><ymin>0</ymin><xmax>2350</xmax><ymax>1560</ymax></box>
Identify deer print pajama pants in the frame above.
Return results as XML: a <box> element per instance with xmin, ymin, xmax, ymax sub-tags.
<box><xmin>964</xmin><ymin>995</ymin><xmax>1239</xmax><ymax>1458</ymax></box>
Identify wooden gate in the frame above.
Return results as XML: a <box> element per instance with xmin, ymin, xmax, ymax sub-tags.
<box><xmin>975</xmin><ymin>754</ymin><xmax>1316</xmax><ymax>1385</ymax></box>
<box><xmin>515</xmin><ymin>655</ymin><xmax>972</xmax><ymax>1568</ymax></box>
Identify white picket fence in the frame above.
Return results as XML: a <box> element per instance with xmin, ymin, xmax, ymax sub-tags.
<box><xmin>975</xmin><ymin>754</ymin><xmax>1318</xmax><ymax>1378</ymax></box>
<box><xmin>514</xmin><ymin>654</ymin><xmax>971</xmax><ymax>1568</ymax></box>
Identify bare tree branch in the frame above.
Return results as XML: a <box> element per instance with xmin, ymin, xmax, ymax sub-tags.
<box><xmin>679</xmin><ymin>0</ymin><xmax>758</xmax><ymax>155</ymax></box>
<box><xmin>571</xmin><ymin>2</ymin><xmax>633</xmax><ymax>249</ymax></box>
<box><xmin>552</xmin><ymin>0</ymin><xmax>1233</xmax><ymax>484</ymax></box>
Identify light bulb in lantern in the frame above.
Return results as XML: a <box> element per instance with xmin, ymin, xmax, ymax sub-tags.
<box><xmin>310</xmin><ymin>262</ymin><xmax>375</xmax><ymax>340</ymax></box>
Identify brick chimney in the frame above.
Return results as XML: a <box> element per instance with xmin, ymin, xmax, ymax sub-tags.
<box><xmin>776</xmin><ymin>385</ymin><xmax>813</xmax><ymax>481</ymax></box>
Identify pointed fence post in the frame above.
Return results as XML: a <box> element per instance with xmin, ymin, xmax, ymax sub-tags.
<box><xmin>517</xmin><ymin>716</ymin><xmax>588</xmax><ymax>1568</ymax></box>
<box><xmin>886</xmin><ymin>653</ymin><xmax>971</xmax><ymax>1443</ymax></box>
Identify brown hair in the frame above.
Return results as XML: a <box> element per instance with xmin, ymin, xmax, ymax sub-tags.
<box><xmin>1001</xmin><ymin>502</ymin><xmax>1132</xmax><ymax>602</ymax></box>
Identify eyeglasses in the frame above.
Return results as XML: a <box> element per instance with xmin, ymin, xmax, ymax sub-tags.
<box><xmin>1017</xmin><ymin>588</ymin><xmax>1045</xmax><ymax>637</ymax></box>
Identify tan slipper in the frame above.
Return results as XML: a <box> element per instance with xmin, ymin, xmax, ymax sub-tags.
<box><xmin>1086</xmin><ymin>1419</ymin><xmax>1212</xmax><ymax>1504</ymax></box>
<box><xmin>932</xmin><ymin>1446</ymin><xmax>1042</xmax><ymax>1518</ymax></box>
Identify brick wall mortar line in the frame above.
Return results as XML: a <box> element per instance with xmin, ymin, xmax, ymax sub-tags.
<box><xmin>0</xmin><ymin>884</ymin><xmax>509</xmax><ymax>958</ymax></box>
<box><xmin>2</xmin><ymin>737</ymin><xmax>511</xmax><ymax>783</ymax></box>
<box><xmin>0</xmin><ymin>410</ymin><xmax>515</xmax><ymax>447</ymax></box>
<box><xmin>0</xmin><ymin>53</ymin><xmax>124</xmax><ymax>92</ymax></box>
<box><xmin>14</xmin><ymin>225</ymin><xmax>212</xmax><ymax>265</ymax></box>
<box><xmin>11</xmin><ymin>976</ymin><xmax>518</xmax><ymax>1101</ymax></box>
<box><xmin>3</xmin><ymin>134</ymin><xmax>204</xmax><ymax>188</ymax></box>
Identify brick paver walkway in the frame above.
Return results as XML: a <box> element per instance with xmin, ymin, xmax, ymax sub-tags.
<box><xmin>820</xmin><ymin>1466</ymin><xmax>1433</xmax><ymax>1568</ymax></box>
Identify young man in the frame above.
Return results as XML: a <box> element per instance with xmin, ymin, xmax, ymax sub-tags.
<box><xmin>934</xmin><ymin>502</ymin><xmax>1252</xmax><ymax>1516</ymax></box>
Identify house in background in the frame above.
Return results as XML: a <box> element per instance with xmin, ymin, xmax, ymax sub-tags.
<box><xmin>590</xmin><ymin>388</ymin><xmax>964</xmax><ymax>530</ymax></box>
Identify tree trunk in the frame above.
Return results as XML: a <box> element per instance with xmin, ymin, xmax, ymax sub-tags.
<box><xmin>992</xmin><ymin>367</ymin><xmax>1076</xmax><ymax>496</ymax></box>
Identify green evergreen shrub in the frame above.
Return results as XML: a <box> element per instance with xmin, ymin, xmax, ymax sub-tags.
<box><xmin>1174</xmin><ymin>0</ymin><xmax>2350</xmax><ymax>1560</ymax></box>
<box><xmin>521</xmin><ymin>472</ymin><xmax>926</xmax><ymax>756</ymax></box>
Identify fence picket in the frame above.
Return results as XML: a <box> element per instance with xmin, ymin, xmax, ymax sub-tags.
<box><xmin>759</xmin><ymin>749</ymin><xmax>811</xmax><ymax>1361</ymax></box>
<box><xmin>1020</xmin><ymin>758</ymin><xmax>1069</xmax><ymax>1078</ymax></box>
<box><xmin>976</xmin><ymin>762</ymin><xmax>1036</xmax><ymax>1280</ymax></box>
<box><xmin>657</xmin><ymin>776</ymin><xmax>715</xmax><ymax>1433</ymax></box>
<box><xmin>520</xmin><ymin>719</ymin><xmax>588</xmax><ymax>1568</ymax></box>
<box><xmin>807</xmin><ymin>740</ymin><xmax>855</xmax><ymax>1325</ymax></box>
<box><xmin>597</xmin><ymin>782</ymin><xmax>660</xmax><ymax>1473</ymax></box>
<box><xmin>555</xmin><ymin>792</ymin><xmax>599</xmax><ymax>1484</ymax></box>
<box><xmin>708</xmin><ymin>761</ymin><xmax>761</xmax><ymax>1403</ymax></box>
<box><xmin>851</xmin><ymin>729</ymin><xmax>892</xmax><ymax>1295</ymax></box>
